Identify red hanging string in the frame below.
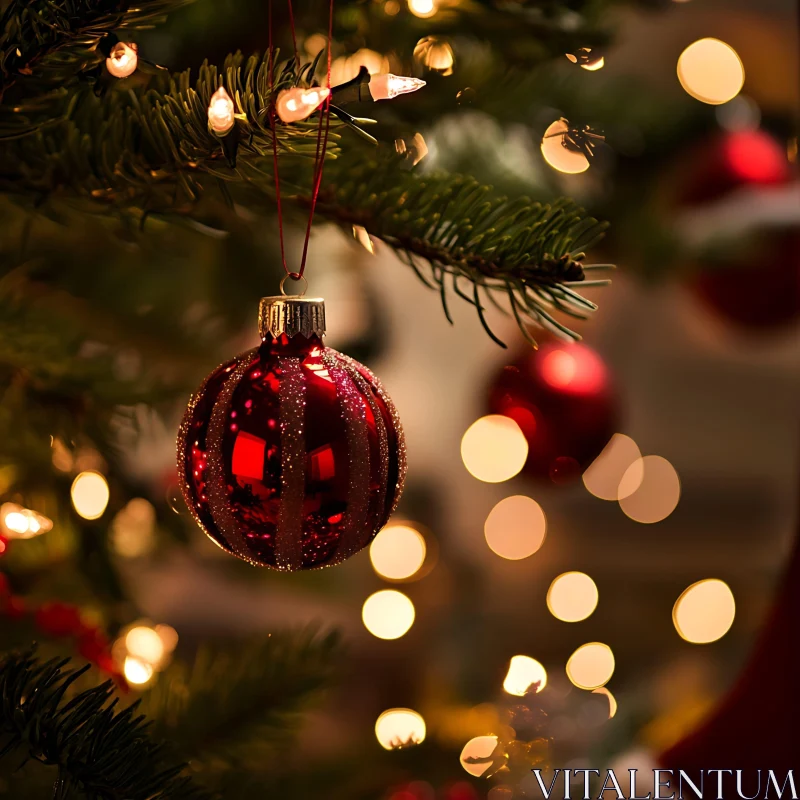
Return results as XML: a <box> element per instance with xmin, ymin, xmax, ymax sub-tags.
<box><xmin>268</xmin><ymin>0</ymin><xmax>335</xmax><ymax>285</ymax></box>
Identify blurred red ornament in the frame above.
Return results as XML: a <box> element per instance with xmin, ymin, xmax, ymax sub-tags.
<box><xmin>178</xmin><ymin>296</ymin><xmax>406</xmax><ymax>570</ymax></box>
<box><xmin>488</xmin><ymin>342</ymin><xmax>618</xmax><ymax>483</ymax></box>
<box><xmin>441</xmin><ymin>782</ymin><xmax>480</xmax><ymax>800</ymax></box>
<box><xmin>35</xmin><ymin>602</ymin><xmax>83</xmax><ymax>637</ymax></box>
<box><xmin>3</xmin><ymin>595</ymin><xmax>26</xmax><ymax>619</ymax></box>
<box><xmin>77</xmin><ymin>626</ymin><xmax>111</xmax><ymax>663</ymax></box>
<box><xmin>388</xmin><ymin>782</ymin><xmax>436</xmax><ymax>800</ymax></box>
<box><xmin>677</xmin><ymin>129</ymin><xmax>799</xmax><ymax>332</ymax></box>
<box><xmin>0</xmin><ymin>534</ymin><xmax>8</xmax><ymax>556</ymax></box>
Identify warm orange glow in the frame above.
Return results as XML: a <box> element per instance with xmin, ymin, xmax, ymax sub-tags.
<box><xmin>484</xmin><ymin>495</ymin><xmax>546</xmax><ymax>560</ymax></box>
<box><xmin>541</xmin><ymin>119</ymin><xmax>589</xmax><ymax>174</ymax></box>
<box><xmin>593</xmin><ymin>687</ymin><xmax>618</xmax><ymax>718</ymax></box>
<box><xmin>677</xmin><ymin>38</ymin><xmax>745</xmax><ymax>105</ymax></box>
<box><xmin>673</xmin><ymin>579</ymin><xmax>735</xmax><ymax>644</ymax></box>
<box><xmin>353</xmin><ymin>225</ymin><xmax>376</xmax><ymax>254</ymax></box>
<box><xmin>618</xmin><ymin>456</ymin><xmax>680</xmax><ymax>523</ymax></box>
<box><xmin>370</xmin><ymin>524</ymin><xmax>427</xmax><ymax>581</ymax></box>
<box><xmin>547</xmin><ymin>572</ymin><xmax>598</xmax><ymax>622</ymax></box>
<box><xmin>123</xmin><ymin>656</ymin><xmax>154</xmax><ymax>686</ymax></box>
<box><xmin>208</xmin><ymin>87</ymin><xmax>236</xmax><ymax>134</ymax></box>
<box><xmin>275</xmin><ymin>87</ymin><xmax>330</xmax><ymax>123</ymax></box>
<box><xmin>71</xmin><ymin>471</ymin><xmax>110</xmax><ymax>520</ymax></box>
<box><xmin>460</xmin><ymin>736</ymin><xmax>500</xmax><ymax>777</ymax></box>
<box><xmin>461</xmin><ymin>415</ymin><xmax>528</xmax><ymax>483</ymax></box>
<box><xmin>408</xmin><ymin>0</ymin><xmax>437</xmax><ymax>17</ymax></box>
<box><xmin>375</xmin><ymin>708</ymin><xmax>426</xmax><ymax>749</ymax></box>
<box><xmin>110</xmin><ymin>498</ymin><xmax>156</xmax><ymax>558</ymax></box>
<box><xmin>126</xmin><ymin>626</ymin><xmax>166</xmax><ymax>667</ymax></box>
<box><xmin>583</xmin><ymin>434</ymin><xmax>642</xmax><ymax>501</ymax></box>
<box><xmin>1</xmin><ymin>502</ymin><xmax>53</xmax><ymax>539</ymax></box>
<box><xmin>582</xmin><ymin>57</ymin><xmax>605</xmax><ymax>71</ymax></box>
<box><xmin>503</xmin><ymin>655</ymin><xmax>547</xmax><ymax>695</ymax></box>
<box><xmin>362</xmin><ymin>590</ymin><xmax>416</xmax><ymax>639</ymax></box>
<box><xmin>566</xmin><ymin>642</ymin><xmax>615</xmax><ymax>689</ymax></box>
<box><xmin>413</xmin><ymin>37</ymin><xmax>454</xmax><ymax>75</ymax></box>
<box><xmin>369</xmin><ymin>74</ymin><xmax>427</xmax><ymax>100</ymax></box>
<box><xmin>106</xmin><ymin>41</ymin><xmax>138</xmax><ymax>79</ymax></box>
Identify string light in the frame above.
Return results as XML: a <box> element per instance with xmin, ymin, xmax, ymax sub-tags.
<box><xmin>71</xmin><ymin>471</ymin><xmax>110</xmax><ymax>520</ymax></box>
<box><xmin>460</xmin><ymin>736</ymin><xmax>500</xmax><ymax>777</ymax></box>
<box><xmin>123</xmin><ymin>656</ymin><xmax>154</xmax><ymax>686</ymax></box>
<box><xmin>566</xmin><ymin>642</ymin><xmax>615</xmax><ymax>690</ymax></box>
<box><xmin>547</xmin><ymin>572</ymin><xmax>598</xmax><ymax>622</ymax></box>
<box><xmin>503</xmin><ymin>655</ymin><xmax>547</xmax><ymax>695</ymax></box>
<box><xmin>126</xmin><ymin>626</ymin><xmax>166</xmax><ymax>667</ymax></box>
<box><xmin>0</xmin><ymin>502</ymin><xmax>53</xmax><ymax>539</ymax></box>
<box><xmin>618</xmin><ymin>455</ymin><xmax>680</xmax><ymax>524</ymax></box>
<box><xmin>106</xmin><ymin>41</ymin><xmax>138</xmax><ymax>79</ymax></box>
<box><xmin>413</xmin><ymin>37</ymin><xmax>454</xmax><ymax>75</ymax></box>
<box><xmin>408</xmin><ymin>0</ymin><xmax>438</xmax><ymax>18</ymax></box>
<box><xmin>368</xmin><ymin>74</ymin><xmax>427</xmax><ymax>101</ymax></box>
<box><xmin>461</xmin><ymin>415</ymin><xmax>528</xmax><ymax>483</ymax></box>
<box><xmin>207</xmin><ymin>87</ymin><xmax>236</xmax><ymax>135</ymax></box>
<box><xmin>362</xmin><ymin>590</ymin><xmax>416</xmax><ymax>639</ymax></box>
<box><xmin>375</xmin><ymin>708</ymin><xmax>427</xmax><ymax>749</ymax></box>
<box><xmin>582</xmin><ymin>434</ymin><xmax>642</xmax><ymax>501</ymax></box>
<box><xmin>673</xmin><ymin>579</ymin><xmax>735</xmax><ymax>644</ymax></box>
<box><xmin>370</xmin><ymin>523</ymin><xmax>427</xmax><ymax>581</ymax></box>
<box><xmin>484</xmin><ymin>495</ymin><xmax>546</xmax><ymax>560</ymax></box>
<box><xmin>275</xmin><ymin>87</ymin><xmax>331</xmax><ymax>123</ymax></box>
<box><xmin>677</xmin><ymin>38</ymin><xmax>745</xmax><ymax>105</ymax></box>
<box><xmin>566</xmin><ymin>48</ymin><xmax>604</xmax><ymax>71</ymax></box>
<box><xmin>541</xmin><ymin>119</ymin><xmax>590</xmax><ymax>174</ymax></box>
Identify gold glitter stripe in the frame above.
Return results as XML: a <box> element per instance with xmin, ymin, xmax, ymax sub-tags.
<box><xmin>323</xmin><ymin>350</ymin><xmax>371</xmax><ymax>561</ymax></box>
<box><xmin>340</xmin><ymin>353</ymin><xmax>407</xmax><ymax>513</ymax></box>
<box><xmin>276</xmin><ymin>357</ymin><xmax>306</xmax><ymax>571</ymax></box>
<box><xmin>205</xmin><ymin>355</ymin><xmax>258</xmax><ymax>563</ymax></box>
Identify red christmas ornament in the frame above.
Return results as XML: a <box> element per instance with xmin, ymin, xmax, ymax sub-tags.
<box><xmin>34</xmin><ymin>601</ymin><xmax>83</xmax><ymax>637</ymax></box>
<box><xmin>488</xmin><ymin>341</ymin><xmax>618</xmax><ymax>484</ymax></box>
<box><xmin>0</xmin><ymin>533</ymin><xmax>8</xmax><ymax>556</ymax></box>
<box><xmin>676</xmin><ymin>129</ymin><xmax>799</xmax><ymax>332</ymax></box>
<box><xmin>178</xmin><ymin>296</ymin><xmax>406</xmax><ymax>570</ymax></box>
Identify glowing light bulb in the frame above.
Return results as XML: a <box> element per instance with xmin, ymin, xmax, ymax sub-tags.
<box><xmin>275</xmin><ymin>87</ymin><xmax>331</xmax><ymax>123</ymax></box>
<box><xmin>460</xmin><ymin>736</ymin><xmax>500</xmax><ymax>777</ymax></box>
<box><xmin>375</xmin><ymin>708</ymin><xmax>426</xmax><ymax>749</ymax></box>
<box><xmin>368</xmin><ymin>74</ymin><xmax>427</xmax><ymax>101</ymax></box>
<box><xmin>208</xmin><ymin>87</ymin><xmax>235</xmax><ymax>135</ymax></box>
<box><xmin>566</xmin><ymin>642</ymin><xmax>615</xmax><ymax>690</ymax></box>
<box><xmin>547</xmin><ymin>572</ymin><xmax>598</xmax><ymax>622</ymax></box>
<box><xmin>461</xmin><ymin>415</ymin><xmax>528</xmax><ymax>483</ymax></box>
<box><xmin>124</xmin><ymin>656</ymin><xmax>154</xmax><ymax>686</ymax></box>
<box><xmin>362</xmin><ymin>590</ymin><xmax>416</xmax><ymax>639</ymax></box>
<box><xmin>408</xmin><ymin>0</ymin><xmax>437</xmax><ymax>18</ymax></box>
<box><xmin>1</xmin><ymin>502</ymin><xmax>53</xmax><ymax>539</ymax></box>
<box><xmin>106</xmin><ymin>41</ymin><xmax>138</xmax><ymax>79</ymax></box>
<box><xmin>126</xmin><ymin>626</ymin><xmax>166</xmax><ymax>667</ymax></box>
<box><xmin>677</xmin><ymin>38</ymin><xmax>745</xmax><ymax>105</ymax></box>
<box><xmin>503</xmin><ymin>655</ymin><xmax>547</xmax><ymax>695</ymax></box>
<box><xmin>370</xmin><ymin>523</ymin><xmax>427</xmax><ymax>581</ymax></box>
<box><xmin>673</xmin><ymin>579</ymin><xmax>735</xmax><ymax>644</ymax></box>
<box><xmin>71</xmin><ymin>471</ymin><xmax>110</xmax><ymax>520</ymax></box>
<box><xmin>413</xmin><ymin>37</ymin><xmax>454</xmax><ymax>75</ymax></box>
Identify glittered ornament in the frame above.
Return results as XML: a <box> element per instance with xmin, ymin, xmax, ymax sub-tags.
<box><xmin>178</xmin><ymin>296</ymin><xmax>406</xmax><ymax>570</ymax></box>
<box><xmin>488</xmin><ymin>341</ymin><xmax>617</xmax><ymax>484</ymax></box>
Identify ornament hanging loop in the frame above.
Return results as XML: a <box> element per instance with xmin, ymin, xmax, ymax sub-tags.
<box><xmin>280</xmin><ymin>273</ymin><xmax>308</xmax><ymax>297</ymax></box>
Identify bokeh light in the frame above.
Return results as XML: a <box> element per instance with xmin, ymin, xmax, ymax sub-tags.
<box><xmin>618</xmin><ymin>456</ymin><xmax>680</xmax><ymax>523</ymax></box>
<box><xmin>461</xmin><ymin>415</ymin><xmax>528</xmax><ymax>483</ymax></box>
<box><xmin>126</xmin><ymin>626</ymin><xmax>166</xmax><ymax>667</ymax></box>
<box><xmin>123</xmin><ymin>656</ymin><xmax>154</xmax><ymax>686</ymax></box>
<box><xmin>414</xmin><ymin>37</ymin><xmax>454</xmax><ymax>75</ymax></box>
<box><xmin>460</xmin><ymin>735</ymin><xmax>499</xmax><ymax>777</ymax></box>
<box><xmin>484</xmin><ymin>495</ymin><xmax>546</xmax><ymax>560</ymax></box>
<box><xmin>503</xmin><ymin>655</ymin><xmax>547</xmax><ymax>695</ymax></box>
<box><xmin>673</xmin><ymin>579</ymin><xmax>736</xmax><ymax>644</ymax></box>
<box><xmin>592</xmin><ymin>687</ymin><xmax>618</xmax><ymax>718</ymax></box>
<box><xmin>677</xmin><ymin>38</ymin><xmax>745</xmax><ymax>105</ymax></box>
<box><xmin>70</xmin><ymin>471</ymin><xmax>110</xmax><ymax>520</ymax></box>
<box><xmin>566</xmin><ymin>642</ymin><xmax>615</xmax><ymax>689</ymax></box>
<box><xmin>362</xmin><ymin>590</ymin><xmax>416</xmax><ymax>639</ymax></box>
<box><xmin>375</xmin><ymin>708</ymin><xmax>427</xmax><ymax>749</ymax></box>
<box><xmin>547</xmin><ymin>572</ymin><xmax>599</xmax><ymax>622</ymax></box>
<box><xmin>408</xmin><ymin>0</ymin><xmax>437</xmax><ymax>17</ymax></box>
<box><xmin>1</xmin><ymin>502</ymin><xmax>53</xmax><ymax>539</ymax></box>
<box><xmin>582</xmin><ymin>434</ymin><xmax>642</xmax><ymax>500</ymax></box>
<box><xmin>541</xmin><ymin>119</ymin><xmax>589</xmax><ymax>174</ymax></box>
<box><xmin>110</xmin><ymin>498</ymin><xmax>156</xmax><ymax>558</ymax></box>
<box><xmin>370</xmin><ymin>524</ymin><xmax>427</xmax><ymax>581</ymax></box>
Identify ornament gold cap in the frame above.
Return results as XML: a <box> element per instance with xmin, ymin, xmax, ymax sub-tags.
<box><xmin>258</xmin><ymin>296</ymin><xmax>326</xmax><ymax>340</ymax></box>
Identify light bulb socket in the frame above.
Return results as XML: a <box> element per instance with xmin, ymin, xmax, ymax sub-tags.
<box><xmin>329</xmin><ymin>66</ymin><xmax>373</xmax><ymax>105</ymax></box>
<box><xmin>258</xmin><ymin>296</ymin><xmax>326</xmax><ymax>340</ymax></box>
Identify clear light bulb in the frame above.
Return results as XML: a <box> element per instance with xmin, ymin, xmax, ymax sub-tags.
<box><xmin>275</xmin><ymin>87</ymin><xmax>331</xmax><ymax>123</ymax></box>
<box><xmin>368</xmin><ymin>74</ymin><xmax>426</xmax><ymax>101</ymax></box>
<box><xmin>408</xmin><ymin>0</ymin><xmax>437</xmax><ymax>17</ymax></box>
<box><xmin>208</xmin><ymin>87</ymin><xmax>236</xmax><ymax>135</ymax></box>
<box><xmin>106</xmin><ymin>41</ymin><xmax>138</xmax><ymax>79</ymax></box>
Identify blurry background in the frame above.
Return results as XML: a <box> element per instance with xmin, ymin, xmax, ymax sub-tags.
<box><xmin>0</xmin><ymin>0</ymin><xmax>798</xmax><ymax>796</ymax></box>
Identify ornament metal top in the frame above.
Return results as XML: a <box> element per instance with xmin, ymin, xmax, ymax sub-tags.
<box><xmin>178</xmin><ymin>295</ymin><xmax>406</xmax><ymax>571</ymax></box>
